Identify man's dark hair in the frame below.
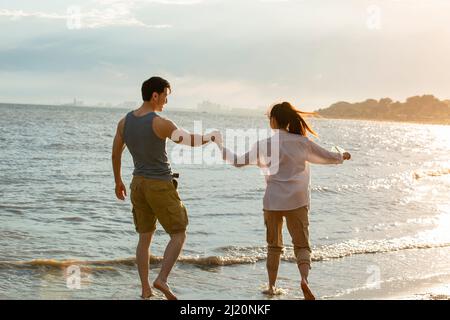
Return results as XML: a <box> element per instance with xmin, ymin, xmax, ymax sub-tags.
<box><xmin>141</xmin><ymin>77</ymin><xmax>171</xmax><ymax>101</ymax></box>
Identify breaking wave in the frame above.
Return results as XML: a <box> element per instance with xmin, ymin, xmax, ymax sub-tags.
<box><xmin>2</xmin><ymin>237</ymin><xmax>449</xmax><ymax>271</ymax></box>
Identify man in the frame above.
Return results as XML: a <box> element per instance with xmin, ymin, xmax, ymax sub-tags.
<box><xmin>112</xmin><ymin>76</ymin><xmax>217</xmax><ymax>300</ymax></box>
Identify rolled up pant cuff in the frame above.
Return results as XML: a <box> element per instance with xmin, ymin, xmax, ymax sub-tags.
<box><xmin>267</xmin><ymin>246</ymin><xmax>284</xmax><ymax>255</ymax></box>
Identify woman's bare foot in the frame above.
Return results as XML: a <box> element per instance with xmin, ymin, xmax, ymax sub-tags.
<box><xmin>153</xmin><ymin>278</ymin><xmax>178</xmax><ymax>300</ymax></box>
<box><xmin>262</xmin><ymin>285</ymin><xmax>276</xmax><ymax>296</ymax></box>
<box><xmin>141</xmin><ymin>286</ymin><xmax>153</xmax><ymax>300</ymax></box>
<box><xmin>262</xmin><ymin>285</ymin><xmax>286</xmax><ymax>296</ymax></box>
<box><xmin>301</xmin><ymin>280</ymin><xmax>316</xmax><ymax>300</ymax></box>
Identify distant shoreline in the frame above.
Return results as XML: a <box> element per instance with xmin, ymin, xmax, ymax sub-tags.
<box><xmin>0</xmin><ymin>102</ymin><xmax>195</xmax><ymax>113</ymax></box>
<box><xmin>315</xmin><ymin>94</ymin><xmax>450</xmax><ymax>126</ymax></box>
<box><xmin>314</xmin><ymin>115</ymin><xmax>450</xmax><ymax>126</ymax></box>
<box><xmin>2</xmin><ymin>102</ymin><xmax>449</xmax><ymax>125</ymax></box>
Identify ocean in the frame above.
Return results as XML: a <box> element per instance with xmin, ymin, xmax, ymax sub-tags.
<box><xmin>0</xmin><ymin>103</ymin><xmax>449</xmax><ymax>300</ymax></box>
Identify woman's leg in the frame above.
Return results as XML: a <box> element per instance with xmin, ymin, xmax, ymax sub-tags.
<box><xmin>263</xmin><ymin>210</ymin><xmax>284</xmax><ymax>294</ymax></box>
<box><xmin>285</xmin><ymin>206</ymin><xmax>315</xmax><ymax>300</ymax></box>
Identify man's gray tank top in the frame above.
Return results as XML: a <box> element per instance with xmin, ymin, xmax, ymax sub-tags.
<box><xmin>123</xmin><ymin>111</ymin><xmax>173</xmax><ymax>181</ymax></box>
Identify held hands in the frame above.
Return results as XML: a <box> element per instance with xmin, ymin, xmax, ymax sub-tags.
<box><xmin>115</xmin><ymin>180</ymin><xmax>127</xmax><ymax>201</ymax></box>
<box><xmin>343</xmin><ymin>152</ymin><xmax>351</xmax><ymax>161</ymax></box>
<box><xmin>204</xmin><ymin>130</ymin><xmax>223</xmax><ymax>146</ymax></box>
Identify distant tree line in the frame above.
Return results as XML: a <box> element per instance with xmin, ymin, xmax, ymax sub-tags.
<box><xmin>316</xmin><ymin>95</ymin><xmax>450</xmax><ymax>124</ymax></box>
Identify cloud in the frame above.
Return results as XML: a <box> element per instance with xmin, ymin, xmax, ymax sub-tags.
<box><xmin>0</xmin><ymin>0</ymin><xmax>216</xmax><ymax>28</ymax></box>
<box><xmin>0</xmin><ymin>1</ymin><xmax>173</xmax><ymax>29</ymax></box>
<box><xmin>0</xmin><ymin>9</ymin><xmax>66</xmax><ymax>20</ymax></box>
<box><xmin>128</xmin><ymin>0</ymin><xmax>206</xmax><ymax>4</ymax></box>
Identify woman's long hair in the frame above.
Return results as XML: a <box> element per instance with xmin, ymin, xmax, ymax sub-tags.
<box><xmin>269</xmin><ymin>102</ymin><xmax>318</xmax><ymax>137</ymax></box>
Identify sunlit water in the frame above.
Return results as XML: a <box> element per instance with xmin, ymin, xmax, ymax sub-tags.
<box><xmin>0</xmin><ymin>103</ymin><xmax>449</xmax><ymax>300</ymax></box>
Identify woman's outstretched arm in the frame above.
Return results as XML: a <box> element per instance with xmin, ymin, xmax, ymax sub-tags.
<box><xmin>218</xmin><ymin>144</ymin><xmax>259</xmax><ymax>168</ymax></box>
<box><xmin>214</xmin><ymin>133</ymin><xmax>260</xmax><ymax>168</ymax></box>
<box><xmin>307</xmin><ymin>139</ymin><xmax>350</xmax><ymax>164</ymax></box>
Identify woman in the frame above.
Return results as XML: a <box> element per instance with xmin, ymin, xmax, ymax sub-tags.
<box><xmin>213</xmin><ymin>102</ymin><xmax>351</xmax><ymax>300</ymax></box>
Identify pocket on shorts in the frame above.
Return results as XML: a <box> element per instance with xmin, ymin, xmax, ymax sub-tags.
<box><xmin>130</xmin><ymin>180</ymin><xmax>142</xmax><ymax>206</ymax></box>
<box><xmin>130</xmin><ymin>178</ymin><xmax>144</xmax><ymax>195</ymax></box>
<box><xmin>170</xmin><ymin>188</ymin><xmax>182</xmax><ymax>202</ymax></box>
<box><xmin>132</xmin><ymin>208</ymin><xmax>138</xmax><ymax>230</ymax></box>
<box><xmin>165</xmin><ymin>204</ymin><xmax>188</xmax><ymax>233</ymax></box>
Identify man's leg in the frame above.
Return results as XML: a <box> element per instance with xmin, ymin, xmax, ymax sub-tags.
<box><xmin>263</xmin><ymin>211</ymin><xmax>284</xmax><ymax>295</ymax></box>
<box><xmin>149</xmin><ymin>181</ymin><xmax>188</xmax><ymax>300</ymax></box>
<box><xmin>153</xmin><ymin>231</ymin><xmax>186</xmax><ymax>300</ymax></box>
<box><xmin>130</xmin><ymin>177</ymin><xmax>157</xmax><ymax>299</ymax></box>
<box><xmin>136</xmin><ymin>231</ymin><xmax>154</xmax><ymax>299</ymax></box>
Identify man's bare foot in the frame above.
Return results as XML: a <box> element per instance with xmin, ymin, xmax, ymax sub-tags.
<box><xmin>141</xmin><ymin>287</ymin><xmax>153</xmax><ymax>300</ymax></box>
<box><xmin>301</xmin><ymin>280</ymin><xmax>316</xmax><ymax>300</ymax></box>
<box><xmin>153</xmin><ymin>278</ymin><xmax>178</xmax><ymax>300</ymax></box>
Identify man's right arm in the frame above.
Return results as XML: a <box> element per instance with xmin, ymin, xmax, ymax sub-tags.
<box><xmin>154</xmin><ymin>117</ymin><xmax>213</xmax><ymax>147</ymax></box>
<box><xmin>112</xmin><ymin>118</ymin><xmax>127</xmax><ymax>200</ymax></box>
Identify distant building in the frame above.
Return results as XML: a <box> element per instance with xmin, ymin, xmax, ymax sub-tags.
<box><xmin>197</xmin><ymin>100</ymin><xmax>229</xmax><ymax>113</ymax></box>
<box><xmin>62</xmin><ymin>98</ymin><xmax>84</xmax><ymax>107</ymax></box>
<box><xmin>115</xmin><ymin>101</ymin><xmax>138</xmax><ymax>109</ymax></box>
<box><xmin>230</xmin><ymin>107</ymin><xmax>263</xmax><ymax>116</ymax></box>
<box><xmin>95</xmin><ymin>102</ymin><xmax>113</xmax><ymax>108</ymax></box>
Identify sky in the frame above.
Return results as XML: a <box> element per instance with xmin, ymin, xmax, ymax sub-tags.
<box><xmin>1</xmin><ymin>0</ymin><xmax>450</xmax><ymax>110</ymax></box>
